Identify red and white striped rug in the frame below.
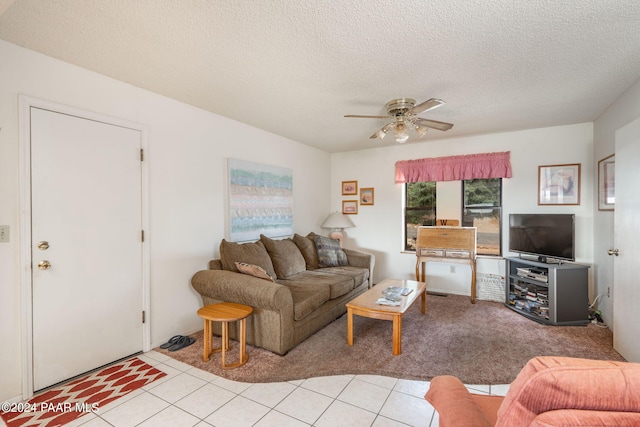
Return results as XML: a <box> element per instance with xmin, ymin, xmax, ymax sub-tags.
<box><xmin>1</xmin><ymin>357</ymin><xmax>166</xmax><ymax>427</ymax></box>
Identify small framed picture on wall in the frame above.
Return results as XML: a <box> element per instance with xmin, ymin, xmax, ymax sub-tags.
<box><xmin>360</xmin><ymin>188</ymin><xmax>374</xmax><ymax>205</ymax></box>
<box><xmin>342</xmin><ymin>200</ymin><xmax>358</xmax><ymax>214</ymax></box>
<box><xmin>342</xmin><ymin>180</ymin><xmax>358</xmax><ymax>195</ymax></box>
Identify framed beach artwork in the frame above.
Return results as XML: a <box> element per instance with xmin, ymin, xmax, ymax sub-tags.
<box><xmin>538</xmin><ymin>163</ymin><xmax>581</xmax><ymax>206</ymax></box>
<box><xmin>360</xmin><ymin>187</ymin><xmax>374</xmax><ymax>205</ymax></box>
<box><xmin>342</xmin><ymin>180</ymin><xmax>358</xmax><ymax>195</ymax></box>
<box><xmin>227</xmin><ymin>159</ymin><xmax>293</xmax><ymax>242</ymax></box>
<box><xmin>598</xmin><ymin>154</ymin><xmax>615</xmax><ymax>211</ymax></box>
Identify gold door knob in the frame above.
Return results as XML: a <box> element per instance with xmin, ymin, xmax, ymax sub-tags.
<box><xmin>607</xmin><ymin>249</ymin><xmax>620</xmax><ymax>256</ymax></box>
<box><xmin>37</xmin><ymin>260</ymin><xmax>51</xmax><ymax>270</ymax></box>
<box><xmin>37</xmin><ymin>241</ymin><xmax>49</xmax><ymax>250</ymax></box>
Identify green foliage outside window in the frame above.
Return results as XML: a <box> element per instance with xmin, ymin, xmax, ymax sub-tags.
<box><xmin>406</xmin><ymin>181</ymin><xmax>436</xmax><ymax>208</ymax></box>
<box><xmin>464</xmin><ymin>178</ymin><xmax>500</xmax><ymax>207</ymax></box>
<box><xmin>405</xmin><ymin>182</ymin><xmax>436</xmax><ymax>250</ymax></box>
<box><xmin>463</xmin><ymin>178</ymin><xmax>502</xmax><ymax>255</ymax></box>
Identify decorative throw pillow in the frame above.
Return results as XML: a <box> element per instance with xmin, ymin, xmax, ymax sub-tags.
<box><xmin>293</xmin><ymin>233</ymin><xmax>319</xmax><ymax>269</ymax></box>
<box><xmin>219</xmin><ymin>239</ymin><xmax>277</xmax><ymax>279</ymax></box>
<box><xmin>235</xmin><ymin>262</ymin><xmax>275</xmax><ymax>282</ymax></box>
<box><xmin>260</xmin><ymin>235</ymin><xmax>307</xmax><ymax>278</ymax></box>
<box><xmin>314</xmin><ymin>235</ymin><xmax>349</xmax><ymax>267</ymax></box>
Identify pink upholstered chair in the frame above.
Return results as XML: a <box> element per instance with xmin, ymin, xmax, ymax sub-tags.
<box><xmin>425</xmin><ymin>356</ymin><xmax>640</xmax><ymax>427</ymax></box>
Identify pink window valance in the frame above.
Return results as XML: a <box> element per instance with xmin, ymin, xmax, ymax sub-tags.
<box><xmin>395</xmin><ymin>151</ymin><xmax>513</xmax><ymax>183</ymax></box>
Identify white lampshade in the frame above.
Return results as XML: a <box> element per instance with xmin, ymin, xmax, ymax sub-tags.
<box><xmin>321</xmin><ymin>212</ymin><xmax>355</xmax><ymax>245</ymax></box>
<box><xmin>321</xmin><ymin>212</ymin><xmax>356</xmax><ymax>229</ymax></box>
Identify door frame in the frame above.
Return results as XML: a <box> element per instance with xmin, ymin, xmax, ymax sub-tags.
<box><xmin>18</xmin><ymin>95</ymin><xmax>151</xmax><ymax>399</ymax></box>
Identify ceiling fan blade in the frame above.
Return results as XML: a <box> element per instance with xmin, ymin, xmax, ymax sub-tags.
<box><xmin>413</xmin><ymin>118</ymin><xmax>454</xmax><ymax>131</ymax></box>
<box><xmin>369</xmin><ymin>122</ymin><xmax>395</xmax><ymax>139</ymax></box>
<box><xmin>345</xmin><ymin>114</ymin><xmax>391</xmax><ymax>119</ymax></box>
<box><xmin>408</xmin><ymin>98</ymin><xmax>445</xmax><ymax>115</ymax></box>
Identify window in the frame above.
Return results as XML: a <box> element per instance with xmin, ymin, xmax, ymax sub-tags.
<box><xmin>403</xmin><ymin>178</ymin><xmax>502</xmax><ymax>255</ymax></box>
<box><xmin>462</xmin><ymin>178</ymin><xmax>502</xmax><ymax>256</ymax></box>
<box><xmin>404</xmin><ymin>182</ymin><xmax>436</xmax><ymax>251</ymax></box>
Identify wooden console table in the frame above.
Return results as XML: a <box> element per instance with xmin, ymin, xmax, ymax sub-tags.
<box><xmin>415</xmin><ymin>226</ymin><xmax>477</xmax><ymax>303</ymax></box>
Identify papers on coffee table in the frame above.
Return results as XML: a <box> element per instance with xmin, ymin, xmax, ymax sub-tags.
<box><xmin>375</xmin><ymin>297</ymin><xmax>402</xmax><ymax>306</ymax></box>
<box><xmin>376</xmin><ymin>286</ymin><xmax>415</xmax><ymax>306</ymax></box>
<box><xmin>385</xmin><ymin>287</ymin><xmax>414</xmax><ymax>296</ymax></box>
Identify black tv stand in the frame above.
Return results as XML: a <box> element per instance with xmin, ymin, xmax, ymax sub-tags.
<box><xmin>506</xmin><ymin>257</ymin><xmax>589</xmax><ymax>325</ymax></box>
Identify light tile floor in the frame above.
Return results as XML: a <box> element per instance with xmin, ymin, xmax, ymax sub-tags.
<box><xmin>61</xmin><ymin>351</ymin><xmax>510</xmax><ymax>427</ymax></box>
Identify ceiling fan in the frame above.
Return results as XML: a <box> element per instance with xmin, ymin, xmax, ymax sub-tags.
<box><xmin>344</xmin><ymin>98</ymin><xmax>454</xmax><ymax>143</ymax></box>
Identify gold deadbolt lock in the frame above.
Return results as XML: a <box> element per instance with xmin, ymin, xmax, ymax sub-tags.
<box><xmin>38</xmin><ymin>241</ymin><xmax>50</xmax><ymax>250</ymax></box>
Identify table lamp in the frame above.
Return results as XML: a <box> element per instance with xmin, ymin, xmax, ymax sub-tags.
<box><xmin>321</xmin><ymin>212</ymin><xmax>355</xmax><ymax>246</ymax></box>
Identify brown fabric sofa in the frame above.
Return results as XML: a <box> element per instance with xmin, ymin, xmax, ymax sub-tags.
<box><xmin>191</xmin><ymin>233</ymin><xmax>374</xmax><ymax>355</ymax></box>
<box><xmin>425</xmin><ymin>356</ymin><xmax>640</xmax><ymax>427</ymax></box>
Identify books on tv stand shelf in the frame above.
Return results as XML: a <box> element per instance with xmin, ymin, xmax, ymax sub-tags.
<box><xmin>505</xmin><ymin>257</ymin><xmax>590</xmax><ymax>326</ymax></box>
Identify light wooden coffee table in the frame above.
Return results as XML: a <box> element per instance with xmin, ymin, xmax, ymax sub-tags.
<box><xmin>346</xmin><ymin>279</ymin><xmax>426</xmax><ymax>356</ymax></box>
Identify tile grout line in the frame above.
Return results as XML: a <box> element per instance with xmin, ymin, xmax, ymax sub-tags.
<box><xmin>124</xmin><ymin>351</ymin><xmax>508</xmax><ymax>427</ymax></box>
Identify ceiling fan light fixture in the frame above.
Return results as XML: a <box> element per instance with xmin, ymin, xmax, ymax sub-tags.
<box><xmin>395</xmin><ymin>133</ymin><xmax>409</xmax><ymax>143</ymax></box>
<box><xmin>346</xmin><ymin>97</ymin><xmax>453</xmax><ymax>143</ymax></box>
<box><xmin>415</xmin><ymin>124</ymin><xmax>429</xmax><ymax>137</ymax></box>
<box><xmin>394</xmin><ymin>122</ymin><xmax>409</xmax><ymax>143</ymax></box>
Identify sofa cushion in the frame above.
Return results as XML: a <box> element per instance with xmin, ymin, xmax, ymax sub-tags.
<box><xmin>317</xmin><ymin>266</ymin><xmax>369</xmax><ymax>288</ymax></box>
<box><xmin>531</xmin><ymin>409</ymin><xmax>640</xmax><ymax>427</ymax></box>
<box><xmin>220</xmin><ymin>239</ymin><xmax>277</xmax><ymax>279</ymax></box>
<box><xmin>314</xmin><ymin>235</ymin><xmax>349</xmax><ymax>267</ymax></box>
<box><xmin>293</xmin><ymin>233</ymin><xmax>319</xmax><ymax>269</ymax></box>
<box><xmin>281</xmin><ymin>270</ymin><xmax>355</xmax><ymax>299</ymax></box>
<box><xmin>278</xmin><ymin>279</ymin><xmax>331</xmax><ymax>321</ymax></box>
<box><xmin>259</xmin><ymin>235</ymin><xmax>307</xmax><ymax>279</ymax></box>
<box><xmin>235</xmin><ymin>262</ymin><xmax>275</xmax><ymax>282</ymax></box>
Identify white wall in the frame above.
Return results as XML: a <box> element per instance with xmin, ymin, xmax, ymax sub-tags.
<box><xmin>330</xmin><ymin>123</ymin><xmax>595</xmax><ymax>296</ymax></box>
<box><xmin>593</xmin><ymin>77</ymin><xmax>640</xmax><ymax>327</ymax></box>
<box><xmin>0</xmin><ymin>40</ymin><xmax>331</xmax><ymax>401</ymax></box>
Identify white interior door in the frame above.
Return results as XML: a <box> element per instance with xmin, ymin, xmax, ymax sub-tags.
<box><xmin>613</xmin><ymin>116</ymin><xmax>640</xmax><ymax>362</ymax></box>
<box><xmin>31</xmin><ymin>107</ymin><xmax>144</xmax><ymax>390</ymax></box>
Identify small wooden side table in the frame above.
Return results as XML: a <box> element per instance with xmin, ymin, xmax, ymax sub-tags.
<box><xmin>197</xmin><ymin>302</ymin><xmax>253</xmax><ymax>369</ymax></box>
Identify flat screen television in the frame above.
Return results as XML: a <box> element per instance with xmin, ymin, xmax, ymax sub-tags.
<box><xmin>509</xmin><ymin>213</ymin><xmax>575</xmax><ymax>262</ymax></box>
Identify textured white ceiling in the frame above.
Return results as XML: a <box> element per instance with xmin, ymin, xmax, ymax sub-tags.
<box><xmin>1</xmin><ymin>0</ymin><xmax>639</xmax><ymax>152</ymax></box>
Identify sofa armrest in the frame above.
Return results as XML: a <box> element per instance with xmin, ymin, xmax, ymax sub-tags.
<box><xmin>191</xmin><ymin>270</ymin><xmax>293</xmax><ymax>312</ymax></box>
<box><xmin>425</xmin><ymin>375</ymin><xmax>498</xmax><ymax>427</ymax></box>
<box><xmin>496</xmin><ymin>356</ymin><xmax>640</xmax><ymax>427</ymax></box>
<box><xmin>343</xmin><ymin>248</ymin><xmax>375</xmax><ymax>286</ymax></box>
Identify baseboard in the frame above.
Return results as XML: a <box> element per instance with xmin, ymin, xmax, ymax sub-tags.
<box><xmin>427</xmin><ymin>291</ymin><xmax>449</xmax><ymax>297</ymax></box>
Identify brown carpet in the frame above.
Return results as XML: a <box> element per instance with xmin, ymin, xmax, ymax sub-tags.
<box><xmin>157</xmin><ymin>294</ymin><xmax>624</xmax><ymax>385</ymax></box>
